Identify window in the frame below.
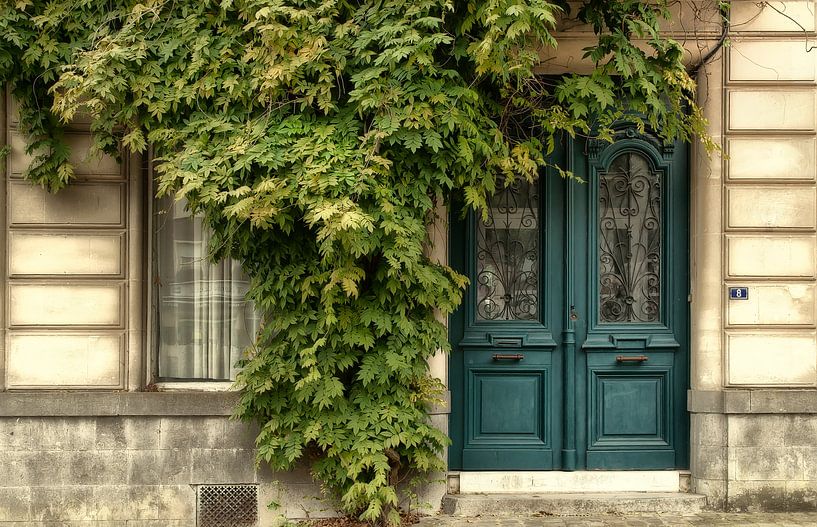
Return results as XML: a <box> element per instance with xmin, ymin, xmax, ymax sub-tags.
<box><xmin>153</xmin><ymin>196</ymin><xmax>260</xmax><ymax>381</ymax></box>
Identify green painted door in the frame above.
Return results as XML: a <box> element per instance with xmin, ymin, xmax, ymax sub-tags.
<box><xmin>449</xmin><ymin>127</ymin><xmax>689</xmax><ymax>471</ymax></box>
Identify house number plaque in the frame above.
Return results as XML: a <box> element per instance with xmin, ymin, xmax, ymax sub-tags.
<box><xmin>729</xmin><ymin>287</ymin><xmax>749</xmax><ymax>300</ymax></box>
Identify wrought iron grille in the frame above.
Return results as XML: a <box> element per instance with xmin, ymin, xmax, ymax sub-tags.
<box><xmin>476</xmin><ymin>178</ymin><xmax>540</xmax><ymax>321</ymax></box>
<box><xmin>598</xmin><ymin>152</ymin><xmax>661</xmax><ymax>323</ymax></box>
<box><xmin>197</xmin><ymin>484</ymin><xmax>258</xmax><ymax>527</ymax></box>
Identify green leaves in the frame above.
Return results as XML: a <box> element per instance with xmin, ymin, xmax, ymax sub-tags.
<box><xmin>0</xmin><ymin>0</ymin><xmax>707</xmax><ymax>524</ymax></box>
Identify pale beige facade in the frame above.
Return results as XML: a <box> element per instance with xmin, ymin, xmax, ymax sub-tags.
<box><xmin>2</xmin><ymin>1</ymin><xmax>817</xmax><ymax>523</ymax></box>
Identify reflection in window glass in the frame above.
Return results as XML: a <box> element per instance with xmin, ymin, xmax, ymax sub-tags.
<box><xmin>155</xmin><ymin>197</ymin><xmax>260</xmax><ymax>380</ymax></box>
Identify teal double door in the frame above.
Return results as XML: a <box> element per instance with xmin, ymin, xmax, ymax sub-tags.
<box><xmin>449</xmin><ymin>128</ymin><xmax>689</xmax><ymax>471</ymax></box>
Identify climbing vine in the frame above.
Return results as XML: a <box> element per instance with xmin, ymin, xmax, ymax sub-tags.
<box><xmin>1</xmin><ymin>0</ymin><xmax>711</xmax><ymax>524</ymax></box>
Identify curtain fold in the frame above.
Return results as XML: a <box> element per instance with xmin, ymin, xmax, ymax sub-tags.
<box><xmin>156</xmin><ymin>197</ymin><xmax>259</xmax><ymax>380</ymax></box>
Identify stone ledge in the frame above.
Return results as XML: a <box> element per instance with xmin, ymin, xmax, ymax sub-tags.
<box><xmin>688</xmin><ymin>390</ymin><xmax>817</xmax><ymax>414</ymax></box>
<box><xmin>0</xmin><ymin>390</ymin><xmax>452</xmax><ymax>417</ymax></box>
<box><xmin>0</xmin><ymin>392</ymin><xmax>239</xmax><ymax>416</ymax></box>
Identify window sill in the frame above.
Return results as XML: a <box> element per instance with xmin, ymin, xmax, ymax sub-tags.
<box><xmin>154</xmin><ymin>381</ymin><xmax>237</xmax><ymax>392</ymax></box>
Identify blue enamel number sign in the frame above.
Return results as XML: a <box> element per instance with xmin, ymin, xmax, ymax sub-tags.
<box><xmin>729</xmin><ymin>287</ymin><xmax>748</xmax><ymax>300</ymax></box>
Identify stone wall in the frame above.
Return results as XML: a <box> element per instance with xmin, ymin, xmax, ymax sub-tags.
<box><xmin>0</xmin><ymin>393</ymin><xmax>447</xmax><ymax>524</ymax></box>
<box><xmin>0</xmin><ymin>394</ymin><xmax>335</xmax><ymax>524</ymax></box>
<box><xmin>687</xmin><ymin>1</ymin><xmax>817</xmax><ymax>512</ymax></box>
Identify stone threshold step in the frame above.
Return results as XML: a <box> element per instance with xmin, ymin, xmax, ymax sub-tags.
<box><xmin>441</xmin><ymin>492</ymin><xmax>707</xmax><ymax>516</ymax></box>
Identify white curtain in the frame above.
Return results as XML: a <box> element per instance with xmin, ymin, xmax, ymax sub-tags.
<box><xmin>155</xmin><ymin>197</ymin><xmax>259</xmax><ymax>380</ymax></box>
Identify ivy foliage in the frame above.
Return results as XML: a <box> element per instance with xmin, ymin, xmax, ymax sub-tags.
<box><xmin>1</xmin><ymin>0</ymin><xmax>709</xmax><ymax>523</ymax></box>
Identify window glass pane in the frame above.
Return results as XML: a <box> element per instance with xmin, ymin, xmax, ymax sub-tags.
<box><xmin>599</xmin><ymin>152</ymin><xmax>661</xmax><ymax>323</ymax></box>
<box><xmin>476</xmin><ymin>178</ymin><xmax>540</xmax><ymax>321</ymax></box>
<box><xmin>155</xmin><ymin>196</ymin><xmax>259</xmax><ymax>380</ymax></box>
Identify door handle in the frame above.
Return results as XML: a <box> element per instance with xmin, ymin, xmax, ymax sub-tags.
<box><xmin>492</xmin><ymin>353</ymin><xmax>524</xmax><ymax>361</ymax></box>
<box><xmin>616</xmin><ymin>355</ymin><xmax>649</xmax><ymax>363</ymax></box>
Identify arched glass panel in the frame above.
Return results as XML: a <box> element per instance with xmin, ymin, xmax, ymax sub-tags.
<box><xmin>476</xmin><ymin>178</ymin><xmax>539</xmax><ymax>321</ymax></box>
<box><xmin>599</xmin><ymin>152</ymin><xmax>661</xmax><ymax>323</ymax></box>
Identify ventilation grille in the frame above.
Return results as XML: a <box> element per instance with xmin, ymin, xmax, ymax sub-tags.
<box><xmin>197</xmin><ymin>484</ymin><xmax>258</xmax><ymax>527</ymax></box>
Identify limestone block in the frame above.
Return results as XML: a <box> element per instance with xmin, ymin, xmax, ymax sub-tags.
<box><xmin>8</xmin><ymin>283</ymin><xmax>123</xmax><ymax>327</ymax></box>
<box><xmin>9</xmin><ymin>131</ymin><xmax>121</xmax><ymax>177</ymax></box>
<box><xmin>728</xmin><ymin>415</ymin><xmax>788</xmax><ymax>447</ymax></box>
<box><xmin>157</xmin><ymin>484</ymin><xmax>195</xmax><ymax>520</ymax></box>
<box><xmin>9</xmin><ymin>232</ymin><xmax>123</xmax><ymax>276</ymax></box>
<box><xmin>8</xmin><ymin>181</ymin><xmax>124</xmax><ymax>226</ymax></box>
<box><xmin>730</xmin><ymin>39</ymin><xmax>816</xmax><ymax>81</ymax></box>
<box><xmin>127</xmin><ymin>449</ymin><xmax>193</xmax><ymax>486</ymax></box>
<box><xmin>190</xmin><ymin>448</ymin><xmax>257</xmax><ymax>484</ymax></box>
<box><xmin>0</xmin><ymin>418</ymin><xmax>32</xmax><ymax>450</ymax></box>
<box><xmin>691</xmin><ymin>445</ymin><xmax>727</xmax><ymax>480</ymax></box>
<box><xmin>691</xmin><ymin>413</ymin><xmax>727</xmax><ymax>447</ymax></box>
<box><xmin>727</xmin><ymin>186</ymin><xmax>816</xmax><ymax>229</ymax></box>
<box><xmin>726</xmin><ymin>480</ymin><xmax>789</xmax><ymax>511</ymax></box>
<box><xmin>726</xmin><ymin>236</ymin><xmax>816</xmax><ymax>277</ymax></box>
<box><xmin>91</xmin><ymin>485</ymin><xmax>160</xmax><ymax>520</ymax></box>
<box><xmin>731</xmin><ymin>1</ymin><xmax>816</xmax><ymax>32</ymax></box>
<box><xmin>30</xmin><ymin>485</ymin><xmax>95</xmax><ymax>521</ymax></box>
<box><xmin>0</xmin><ymin>451</ymin><xmax>31</xmax><ymax>487</ymax></box>
<box><xmin>95</xmin><ymin>416</ymin><xmax>161</xmax><ymax>450</ymax></box>
<box><xmin>276</xmin><ymin>481</ymin><xmax>339</xmax><ymax>519</ymax></box>
<box><xmin>805</xmin><ymin>449</ymin><xmax>817</xmax><ymax>479</ymax></box>
<box><xmin>222</xmin><ymin>420</ymin><xmax>261</xmax><ymax>448</ymax></box>
<box><xmin>784</xmin><ymin>418</ymin><xmax>817</xmax><ymax>447</ymax></box>
<box><xmin>783</xmin><ymin>480</ymin><xmax>817</xmax><ymax>509</ymax></box>
<box><xmin>726</xmin><ymin>283</ymin><xmax>815</xmax><ymax>326</ymax></box>
<box><xmin>692</xmin><ymin>477</ymin><xmax>727</xmax><ymax>510</ymax></box>
<box><xmin>729</xmin><ymin>91</ymin><xmax>816</xmax><ymax>130</ymax></box>
<box><xmin>0</xmin><ymin>486</ymin><xmax>31</xmax><ymax>521</ymax></box>
<box><xmin>726</xmin><ymin>332</ymin><xmax>817</xmax><ymax>385</ymax></box>
<box><xmin>158</xmin><ymin>416</ymin><xmax>226</xmax><ymax>450</ymax></box>
<box><xmin>728</xmin><ymin>137</ymin><xmax>816</xmax><ymax>181</ymax></box>
<box><xmin>730</xmin><ymin>446</ymin><xmax>804</xmax><ymax>481</ymax></box>
<box><xmin>27</xmin><ymin>417</ymin><xmax>97</xmax><ymax>451</ymax></box>
<box><xmin>68</xmin><ymin>450</ymin><xmax>129</xmax><ymax>486</ymax></box>
<box><xmin>7</xmin><ymin>333</ymin><xmax>124</xmax><ymax>388</ymax></box>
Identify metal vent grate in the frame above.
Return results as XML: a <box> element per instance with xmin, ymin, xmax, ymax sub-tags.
<box><xmin>197</xmin><ymin>484</ymin><xmax>258</xmax><ymax>527</ymax></box>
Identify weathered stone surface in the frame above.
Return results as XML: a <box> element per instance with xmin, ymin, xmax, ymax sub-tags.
<box><xmin>728</xmin><ymin>481</ymin><xmax>817</xmax><ymax>512</ymax></box>
<box><xmin>30</xmin><ymin>486</ymin><xmax>95</xmax><ymax>521</ymax></box>
<box><xmin>126</xmin><ymin>449</ymin><xmax>191</xmax><ymax>486</ymax></box>
<box><xmin>690</xmin><ymin>413</ymin><xmax>726</xmax><ymax>447</ymax></box>
<box><xmin>96</xmin><ymin>416</ymin><xmax>161</xmax><ymax>450</ymax></box>
<box><xmin>691</xmin><ymin>446</ymin><xmax>727</xmax><ymax>481</ymax></box>
<box><xmin>0</xmin><ymin>393</ymin><xmax>239</xmax><ymax>417</ymax></box>
<box><xmin>158</xmin><ymin>416</ymin><xmax>226</xmax><ymax>449</ymax></box>
<box><xmin>190</xmin><ymin>448</ymin><xmax>257</xmax><ymax>484</ymax></box>
<box><xmin>157</xmin><ymin>484</ymin><xmax>195</xmax><ymax>520</ymax></box>
<box><xmin>0</xmin><ymin>486</ymin><xmax>31</xmax><ymax>521</ymax></box>
<box><xmin>730</xmin><ymin>447</ymin><xmax>804</xmax><ymax>481</ymax></box>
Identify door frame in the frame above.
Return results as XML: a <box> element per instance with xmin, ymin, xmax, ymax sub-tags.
<box><xmin>447</xmin><ymin>129</ymin><xmax>690</xmax><ymax>471</ymax></box>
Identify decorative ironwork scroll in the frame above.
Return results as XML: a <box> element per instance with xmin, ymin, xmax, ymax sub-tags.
<box><xmin>599</xmin><ymin>152</ymin><xmax>661</xmax><ymax>323</ymax></box>
<box><xmin>476</xmin><ymin>178</ymin><xmax>539</xmax><ymax>321</ymax></box>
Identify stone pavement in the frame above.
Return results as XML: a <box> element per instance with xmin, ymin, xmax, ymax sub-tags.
<box><xmin>415</xmin><ymin>513</ymin><xmax>817</xmax><ymax>526</ymax></box>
